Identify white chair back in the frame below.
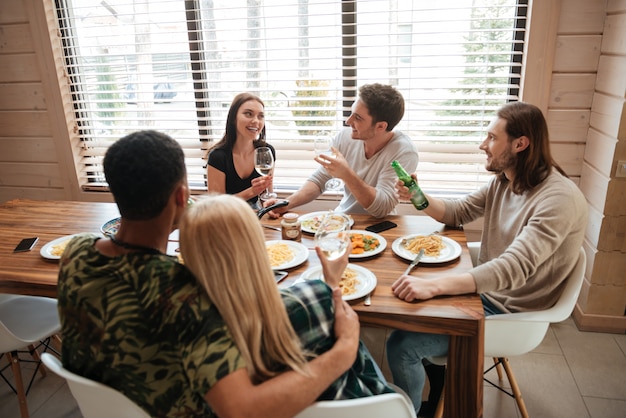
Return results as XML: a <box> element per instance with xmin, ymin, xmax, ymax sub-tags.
<box><xmin>484</xmin><ymin>247</ymin><xmax>586</xmax><ymax>357</ymax></box>
<box><xmin>41</xmin><ymin>353</ymin><xmax>150</xmax><ymax>418</ymax></box>
<box><xmin>293</xmin><ymin>393</ymin><xmax>417</xmax><ymax>418</ymax></box>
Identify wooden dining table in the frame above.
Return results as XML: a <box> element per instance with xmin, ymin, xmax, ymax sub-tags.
<box><xmin>0</xmin><ymin>198</ymin><xmax>484</xmax><ymax>418</ymax></box>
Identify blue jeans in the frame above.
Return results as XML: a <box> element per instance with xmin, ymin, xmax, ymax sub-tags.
<box><xmin>386</xmin><ymin>295</ymin><xmax>502</xmax><ymax>413</ymax></box>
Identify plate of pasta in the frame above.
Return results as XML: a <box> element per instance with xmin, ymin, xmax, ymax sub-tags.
<box><xmin>392</xmin><ymin>234</ymin><xmax>462</xmax><ymax>264</ymax></box>
<box><xmin>347</xmin><ymin>230</ymin><xmax>387</xmax><ymax>259</ymax></box>
<box><xmin>40</xmin><ymin>234</ymin><xmax>79</xmax><ymax>260</ymax></box>
<box><xmin>266</xmin><ymin>240</ymin><xmax>309</xmax><ymax>270</ymax></box>
<box><xmin>298</xmin><ymin>211</ymin><xmax>354</xmax><ymax>234</ymax></box>
<box><xmin>299</xmin><ymin>264</ymin><xmax>377</xmax><ymax>301</ymax></box>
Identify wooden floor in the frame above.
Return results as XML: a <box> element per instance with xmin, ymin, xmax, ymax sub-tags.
<box><xmin>1</xmin><ymin>318</ymin><xmax>625</xmax><ymax>418</ymax></box>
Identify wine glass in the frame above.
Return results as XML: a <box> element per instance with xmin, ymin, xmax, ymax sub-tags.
<box><xmin>314</xmin><ymin>134</ymin><xmax>345</xmax><ymax>192</ymax></box>
<box><xmin>254</xmin><ymin>146</ymin><xmax>277</xmax><ymax>202</ymax></box>
<box><xmin>314</xmin><ymin>212</ymin><xmax>351</xmax><ymax>262</ymax></box>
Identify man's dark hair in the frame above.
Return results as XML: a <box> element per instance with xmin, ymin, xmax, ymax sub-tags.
<box><xmin>358</xmin><ymin>83</ymin><xmax>405</xmax><ymax>131</ymax></box>
<box><xmin>104</xmin><ymin>130</ymin><xmax>186</xmax><ymax>220</ymax></box>
<box><xmin>497</xmin><ymin>102</ymin><xmax>566</xmax><ymax>194</ymax></box>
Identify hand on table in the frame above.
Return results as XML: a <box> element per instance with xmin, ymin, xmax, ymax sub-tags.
<box><xmin>391</xmin><ymin>274</ymin><xmax>438</xmax><ymax>302</ymax></box>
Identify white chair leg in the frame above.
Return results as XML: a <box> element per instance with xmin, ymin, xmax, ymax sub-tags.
<box><xmin>501</xmin><ymin>357</ymin><xmax>529</xmax><ymax>418</ymax></box>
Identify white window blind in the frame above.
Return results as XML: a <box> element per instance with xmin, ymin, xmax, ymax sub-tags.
<box><xmin>54</xmin><ymin>0</ymin><xmax>527</xmax><ymax>194</ymax></box>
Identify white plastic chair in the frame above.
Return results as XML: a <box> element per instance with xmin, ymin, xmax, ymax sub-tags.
<box><xmin>0</xmin><ymin>294</ymin><xmax>61</xmax><ymax>418</ymax></box>
<box><xmin>293</xmin><ymin>392</ymin><xmax>417</xmax><ymax>418</ymax></box>
<box><xmin>431</xmin><ymin>246</ymin><xmax>587</xmax><ymax>418</ymax></box>
<box><xmin>41</xmin><ymin>353</ymin><xmax>150</xmax><ymax>418</ymax></box>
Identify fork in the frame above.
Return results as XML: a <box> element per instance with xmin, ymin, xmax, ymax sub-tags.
<box><xmin>364</xmin><ymin>293</ymin><xmax>371</xmax><ymax>306</ymax></box>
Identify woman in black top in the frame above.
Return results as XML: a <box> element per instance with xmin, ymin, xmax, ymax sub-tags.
<box><xmin>207</xmin><ymin>92</ymin><xmax>275</xmax><ymax>209</ymax></box>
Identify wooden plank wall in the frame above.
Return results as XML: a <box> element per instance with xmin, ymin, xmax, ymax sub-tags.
<box><xmin>572</xmin><ymin>0</ymin><xmax>626</xmax><ymax>333</ymax></box>
<box><xmin>0</xmin><ymin>0</ymin><xmax>624</xmax><ymax>331</ymax></box>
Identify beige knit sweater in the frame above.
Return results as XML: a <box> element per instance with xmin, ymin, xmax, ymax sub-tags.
<box><xmin>442</xmin><ymin>168</ymin><xmax>588</xmax><ymax>313</ymax></box>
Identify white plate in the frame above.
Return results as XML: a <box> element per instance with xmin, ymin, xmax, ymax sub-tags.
<box><xmin>266</xmin><ymin>240</ymin><xmax>309</xmax><ymax>270</ymax></box>
<box><xmin>392</xmin><ymin>235</ymin><xmax>462</xmax><ymax>263</ymax></box>
<box><xmin>347</xmin><ymin>230</ymin><xmax>387</xmax><ymax>259</ymax></box>
<box><xmin>40</xmin><ymin>234</ymin><xmax>79</xmax><ymax>260</ymax></box>
<box><xmin>299</xmin><ymin>263</ymin><xmax>377</xmax><ymax>301</ymax></box>
<box><xmin>298</xmin><ymin>211</ymin><xmax>354</xmax><ymax>234</ymax></box>
<box><xmin>101</xmin><ymin>217</ymin><xmax>120</xmax><ymax>237</ymax></box>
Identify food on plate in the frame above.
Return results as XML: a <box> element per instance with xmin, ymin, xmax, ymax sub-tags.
<box><xmin>401</xmin><ymin>234</ymin><xmax>445</xmax><ymax>257</ymax></box>
<box><xmin>339</xmin><ymin>267</ymin><xmax>360</xmax><ymax>296</ymax></box>
<box><xmin>266</xmin><ymin>242</ymin><xmax>295</xmax><ymax>267</ymax></box>
<box><xmin>349</xmin><ymin>233</ymin><xmax>380</xmax><ymax>254</ymax></box>
<box><xmin>301</xmin><ymin>213</ymin><xmax>352</xmax><ymax>232</ymax></box>
<box><xmin>50</xmin><ymin>239</ymin><xmax>70</xmax><ymax>257</ymax></box>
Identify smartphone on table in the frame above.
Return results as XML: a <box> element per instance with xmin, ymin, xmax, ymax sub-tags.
<box><xmin>14</xmin><ymin>237</ymin><xmax>39</xmax><ymax>253</ymax></box>
<box><xmin>365</xmin><ymin>221</ymin><xmax>397</xmax><ymax>233</ymax></box>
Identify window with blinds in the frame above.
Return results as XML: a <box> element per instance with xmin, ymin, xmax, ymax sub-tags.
<box><xmin>54</xmin><ymin>0</ymin><xmax>527</xmax><ymax>194</ymax></box>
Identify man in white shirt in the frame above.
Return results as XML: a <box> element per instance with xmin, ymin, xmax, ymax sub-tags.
<box><xmin>268</xmin><ymin>83</ymin><xmax>418</xmax><ymax>218</ymax></box>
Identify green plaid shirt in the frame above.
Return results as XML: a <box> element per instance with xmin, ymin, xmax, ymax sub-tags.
<box><xmin>281</xmin><ymin>280</ymin><xmax>395</xmax><ymax>400</ymax></box>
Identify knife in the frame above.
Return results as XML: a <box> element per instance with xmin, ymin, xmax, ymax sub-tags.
<box><xmin>403</xmin><ymin>248</ymin><xmax>425</xmax><ymax>276</ymax></box>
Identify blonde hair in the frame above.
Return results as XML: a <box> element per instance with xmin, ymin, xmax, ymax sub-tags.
<box><xmin>179</xmin><ymin>194</ymin><xmax>309</xmax><ymax>382</ymax></box>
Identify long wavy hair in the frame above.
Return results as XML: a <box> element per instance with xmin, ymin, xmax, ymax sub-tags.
<box><xmin>497</xmin><ymin>101</ymin><xmax>566</xmax><ymax>194</ymax></box>
<box><xmin>179</xmin><ymin>194</ymin><xmax>309</xmax><ymax>383</ymax></box>
<box><xmin>210</xmin><ymin>92</ymin><xmax>266</xmax><ymax>152</ymax></box>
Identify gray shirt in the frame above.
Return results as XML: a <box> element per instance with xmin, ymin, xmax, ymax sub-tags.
<box><xmin>308</xmin><ymin>127</ymin><xmax>419</xmax><ymax>218</ymax></box>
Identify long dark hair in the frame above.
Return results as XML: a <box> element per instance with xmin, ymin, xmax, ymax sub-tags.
<box><xmin>497</xmin><ymin>102</ymin><xmax>566</xmax><ymax>194</ymax></box>
<box><xmin>211</xmin><ymin>92</ymin><xmax>266</xmax><ymax>151</ymax></box>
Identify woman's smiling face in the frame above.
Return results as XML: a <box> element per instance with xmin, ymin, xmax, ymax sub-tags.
<box><xmin>236</xmin><ymin>99</ymin><xmax>265</xmax><ymax>142</ymax></box>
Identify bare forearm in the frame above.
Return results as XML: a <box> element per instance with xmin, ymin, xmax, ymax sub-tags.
<box><xmin>422</xmin><ymin>194</ymin><xmax>447</xmax><ymax>222</ymax></box>
<box><xmin>207</xmin><ymin>340</ymin><xmax>355</xmax><ymax>418</ymax></box>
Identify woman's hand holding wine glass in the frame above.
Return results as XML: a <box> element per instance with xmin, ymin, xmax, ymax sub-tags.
<box><xmin>254</xmin><ymin>146</ymin><xmax>277</xmax><ymax>202</ymax></box>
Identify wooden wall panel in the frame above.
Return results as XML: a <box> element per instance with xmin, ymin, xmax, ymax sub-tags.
<box><xmin>0</xmin><ymin>83</ymin><xmax>46</xmax><ymax>110</ymax></box>
<box><xmin>0</xmin><ymin>1</ymin><xmax>27</xmax><ymax>24</ymax></box>
<box><xmin>551</xmin><ymin>143</ymin><xmax>585</xmax><ymax>176</ymax></box>
<box><xmin>0</xmin><ymin>137</ymin><xmax>58</xmax><ymax>162</ymax></box>
<box><xmin>547</xmin><ymin>109</ymin><xmax>590</xmax><ymax>142</ymax></box>
<box><xmin>605</xmin><ymin>179</ymin><xmax>626</xmax><ymax>215</ymax></box>
<box><xmin>580</xmin><ymin>162</ymin><xmax>609</xmax><ymax>213</ymax></box>
<box><xmin>558</xmin><ymin>0</ymin><xmax>607</xmax><ymax>33</ymax></box>
<box><xmin>595</xmin><ymin>55</ymin><xmax>626</xmax><ymax>97</ymax></box>
<box><xmin>590</xmin><ymin>93</ymin><xmax>625</xmax><ymax>137</ymax></box>
<box><xmin>549</xmin><ymin>74</ymin><xmax>596</xmax><ymax>108</ymax></box>
<box><xmin>0</xmin><ymin>162</ymin><xmax>62</xmax><ymax>188</ymax></box>
<box><xmin>602</xmin><ymin>14</ymin><xmax>626</xmax><ymax>54</ymax></box>
<box><xmin>0</xmin><ymin>24</ymin><xmax>33</xmax><ymax>53</ymax></box>
<box><xmin>0</xmin><ymin>188</ymin><xmax>67</xmax><ymax>204</ymax></box>
<box><xmin>0</xmin><ymin>54</ymin><xmax>41</xmax><ymax>82</ymax></box>
<box><xmin>553</xmin><ymin>35</ymin><xmax>602</xmax><ymax>72</ymax></box>
<box><xmin>0</xmin><ymin>111</ymin><xmax>50</xmax><ymax>136</ymax></box>
<box><xmin>584</xmin><ymin>128</ymin><xmax>617</xmax><ymax>177</ymax></box>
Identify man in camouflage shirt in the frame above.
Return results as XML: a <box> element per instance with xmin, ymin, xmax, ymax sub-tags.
<box><xmin>58</xmin><ymin>130</ymin><xmax>361</xmax><ymax>417</ymax></box>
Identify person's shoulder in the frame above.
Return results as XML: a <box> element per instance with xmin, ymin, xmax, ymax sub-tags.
<box><xmin>280</xmin><ymin>280</ymin><xmax>332</xmax><ymax>306</ymax></box>
<box><xmin>208</xmin><ymin>146</ymin><xmax>229</xmax><ymax>160</ymax></box>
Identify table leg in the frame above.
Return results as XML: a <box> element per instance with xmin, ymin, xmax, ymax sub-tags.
<box><xmin>443</xmin><ymin>330</ymin><xmax>484</xmax><ymax>418</ymax></box>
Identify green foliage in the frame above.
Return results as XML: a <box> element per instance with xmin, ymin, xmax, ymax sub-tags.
<box><xmin>95</xmin><ymin>56</ymin><xmax>123</xmax><ymax>124</ymax></box>
<box><xmin>291</xmin><ymin>79</ymin><xmax>336</xmax><ymax>137</ymax></box>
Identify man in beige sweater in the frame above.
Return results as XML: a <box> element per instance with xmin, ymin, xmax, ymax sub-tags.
<box><xmin>387</xmin><ymin>101</ymin><xmax>588</xmax><ymax>417</ymax></box>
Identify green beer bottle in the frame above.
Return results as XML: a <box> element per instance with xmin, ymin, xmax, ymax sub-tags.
<box><xmin>391</xmin><ymin>160</ymin><xmax>429</xmax><ymax>210</ymax></box>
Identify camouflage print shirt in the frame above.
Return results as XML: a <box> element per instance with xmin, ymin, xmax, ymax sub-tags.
<box><xmin>281</xmin><ymin>280</ymin><xmax>396</xmax><ymax>400</ymax></box>
<box><xmin>57</xmin><ymin>234</ymin><xmax>244</xmax><ymax>417</ymax></box>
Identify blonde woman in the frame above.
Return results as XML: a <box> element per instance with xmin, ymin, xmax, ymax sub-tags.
<box><xmin>179</xmin><ymin>194</ymin><xmax>394</xmax><ymax>398</ymax></box>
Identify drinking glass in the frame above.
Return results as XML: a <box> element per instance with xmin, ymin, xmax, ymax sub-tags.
<box><xmin>314</xmin><ymin>212</ymin><xmax>351</xmax><ymax>262</ymax></box>
<box><xmin>314</xmin><ymin>134</ymin><xmax>345</xmax><ymax>192</ymax></box>
<box><xmin>254</xmin><ymin>146</ymin><xmax>277</xmax><ymax>201</ymax></box>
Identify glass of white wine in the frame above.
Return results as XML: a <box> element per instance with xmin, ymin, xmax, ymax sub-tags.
<box><xmin>314</xmin><ymin>212</ymin><xmax>351</xmax><ymax>262</ymax></box>
<box><xmin>254</xmin><ymin>146</ymin><xmax>277</xmax><ymax>202</ymax></box>
<box><xmin>314</xmin><ymin>134</ymin><xmax>345</xmax><ymax>193</ymax></box>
